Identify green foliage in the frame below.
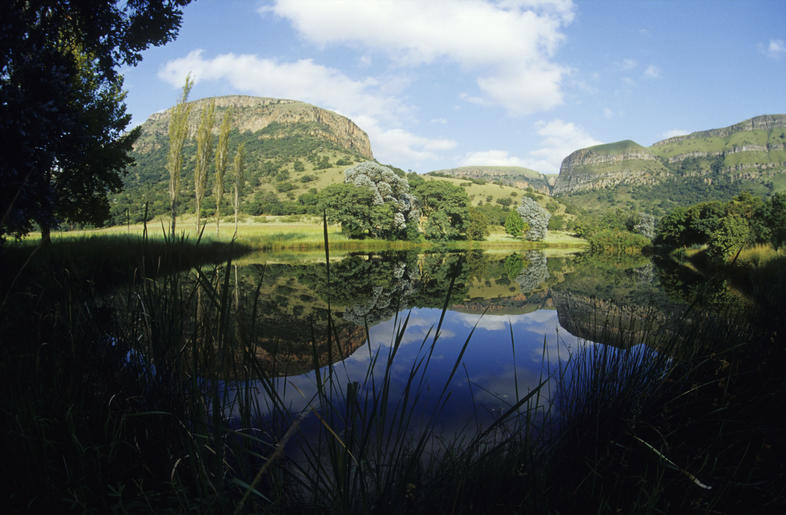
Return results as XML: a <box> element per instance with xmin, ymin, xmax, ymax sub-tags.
<box><xmin>505</xmin><ymin>210</ymin><xmax>524</xmax><ymax>238</ymax></box>
<box><xmin>413</xmin><ymin>180</ymin><xmax>470</xmax><ymax>240</ymax></box>
<box><xmin>344</xmin><ymin>161</ymin><xmax>419</xmax><ymax>238</ymax></box>
<box><xmin>764</xmin><ymin>193</ymin><xmax>786</xmax><ymax>249</ymax></box>
<box><xmin>214</xmin><ymin>107</ymin><xmax>232</xmax><ymax>234</ymax></box>
<box><xmin>466</xmin><ymin>207</ymin><xmax>490</xmax><ymax>241</ymax></box>
<box><xmin>167</xmin><ymin>77</ymin><xmax>193</xmax><ymax>233</ymax></box>
<box><xmin>318</xmin><ymin>183</ymin><xmax>378</xmax><ymax>238</ymax></box>
<box><xmin>0</xmin><ymin>0</ymin><xmax>192</xmax><ymax>242</ymax></box>
<box><xmin>654</xmin><ymin>192</ymin><xmax>784</xmax><ymax>261</ymax></box>
<box><xmin>293</xmin><ymin>159</ymin><xmax>305</xmax><ymax>172</ymax></box>
<box><xmin>548</xmin><ymin>215</ymin><xmax>566</xmax><ymax>231</ymax></box>
<box><xmin>587</xmin><ymin>229</ymin><xmax>651</xmax><ymax>254</ymax></box>
<box><xmin>193</xmin><ymin>98</ymin><xmax>216</xmax><ymax>229</ymax></box>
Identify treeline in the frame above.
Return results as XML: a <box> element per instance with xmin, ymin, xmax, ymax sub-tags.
<box><xmin>654</xmin><ymin>192</ymin><xmax>786</xmax><ymax>261</ymax></box>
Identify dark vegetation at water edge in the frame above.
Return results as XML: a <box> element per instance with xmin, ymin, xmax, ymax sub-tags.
<box><xmin>1</xmin><ymin>233</ymin><xmax>784</xmax><ymax>512</ymax></box>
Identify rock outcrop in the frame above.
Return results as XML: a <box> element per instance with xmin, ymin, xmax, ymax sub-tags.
<box><xmin>133</xmin><ymin>95</ymin><xmax>373</xmax><ymax>159</ymax></box>
<box><xmin>553</xmin><ymin>115</ymin><xmax>786</xmax><ymax>196</ymax></box>
<box><xmin>553</xmin><ymin>140</ymin><xmax>670</xmax><ymax>194</ymax></box>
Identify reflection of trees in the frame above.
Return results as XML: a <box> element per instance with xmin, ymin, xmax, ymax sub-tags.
<box><xmin>515</xmin><ymin>251</ymin><xmax>549</xmax><ymax>293</ymax></box>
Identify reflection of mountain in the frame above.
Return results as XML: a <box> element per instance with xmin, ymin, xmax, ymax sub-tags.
<box><xmin>552</xmin><ymin>291</ymin><xmax>668</xmax><ymax>349</ymax></box>
<box><xmin>253</xmin><ymin>320</ymin><xmax>367</xmax><ymax>377</ymax></box>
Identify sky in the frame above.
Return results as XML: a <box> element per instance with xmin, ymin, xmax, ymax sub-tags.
<box><xmin>121</xmin><ymin>0</ymin><xmax>786</xmax><ymax>174</ymax></box>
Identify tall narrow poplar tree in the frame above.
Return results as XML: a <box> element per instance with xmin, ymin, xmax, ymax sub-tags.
<box><xmin>214</xmin><ymin>106</ymin><xmax>233</xmax><ymax>236</ymax></box>
<box><xmin>166</xmin><ymin>75</ymin><xmax>193</xmax><ymax>235</ymax></box>
<box><xmin>194</xmin><ymin>99</ymin><xmax>215</xmax><ymax>232</ymax></box>
<box><xmin>232</xmin><ymin>142</ymin><xmax>246</xmax><ymax>236</ymax></box>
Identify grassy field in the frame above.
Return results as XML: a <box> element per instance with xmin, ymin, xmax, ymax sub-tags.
<box><xmin>25</xmin><ymin>215</ymin><xmax>588</xmax><ymax>251</ymax></box>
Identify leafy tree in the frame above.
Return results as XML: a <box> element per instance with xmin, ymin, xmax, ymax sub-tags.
<box><xmin>194</xmin><ymin>99</ymin><xmax>215</xmax><ymax>231</ymax></box>
<box><xmin>1</xmin><ymin>0</ymin><xmax>192</xmax><ymax>243</ymax></box>
<box><xmin>765</xmin><ymin>193</ymin><xmax>786</xmax><ymax>250</ymax></box>
<box><xmin>466</xmin><ymin>207</ymin><xmax>490</xmax><ymax>241</ymax></box>
<box><xmin>632</xmin><ymin>213</ymin><xmax>655</xmax><ymax>239</ymax></box>
<box><xmin>706</xmin><ymin>215</ymin><xmax>750</xmax><ymax>261</ymax></box>
<box><xmin>167</xmin><ymin>76</ymin><xmax>193</xmax><ymax>234</ymax></box>
<box><xmin>505</xmin><ymin>210</ymin><xmax>524</xmax><ymax>238</ymax></box>
<box><xmin>318</xmin><ymin>183</ymin><xmax>377</xmax><ymax>238</ymax></box>
<box><xmin>413</xmin><ymin>180</ymin><xmax>470</xmax><ymax>240</ymax></box>
<box><xmin>214</xmin><ymin>107</ymin><xmax>232</xmax><ymax>236</ymax></box>
<box><xmin>344</xmin><ymin>161</ymin><xmax>419</xmax><ymax>239</ymax></box>
<box><xmin>548</xmin><ymin>215</ymin><xmax>566</xmax><ymax>231</ymax></box>
<box><xmin>232</xmin><ymin>142</ymin><xmax>245</xmax><ymax>235</ymax></box>
<box><xmin>516</xmin><ymin>197</ymin><xmax>551</xmax><ymax>241</ymax></box>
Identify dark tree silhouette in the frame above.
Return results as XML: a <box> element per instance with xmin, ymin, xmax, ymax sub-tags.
<box><xmin>0</xmin><ymin>0</ymin><xmax>192</xmax><ymax>243</ymax></box>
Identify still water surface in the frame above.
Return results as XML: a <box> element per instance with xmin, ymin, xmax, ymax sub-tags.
<box><xmin>206</xmin><ymin>249</ymin><xmax>723</xmax><ymax>436</ymax></box>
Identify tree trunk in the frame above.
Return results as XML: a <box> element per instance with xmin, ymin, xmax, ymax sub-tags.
<box><xmin>170</xmin><ymin>198</ymin><xmax>177</xmax><ymax>235</ymax></box>
<box><xmin>40</xmin><ymin>222</ymin><xmax>51</xmax><ymax>247</ymax></box>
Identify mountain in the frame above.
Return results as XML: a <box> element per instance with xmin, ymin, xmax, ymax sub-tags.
<box><xmin>427</xmin><ymin>166</ymin><xmax>554</xmax><ymax>194</ymax></box>
<box><xmin>554</xmin><ymin>114</ymin><xmax>786</xmax><ymax>197</ymax></box>
<box><xmin>110</xmin><ymin>95</ymin><xmax>373</xmax><ymax>222</ymax></box>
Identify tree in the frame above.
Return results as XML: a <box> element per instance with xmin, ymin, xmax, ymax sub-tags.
<box><xmin>194</xmin><ymin>99</ymin><xmax>215</xmax><ymax>231</ymax></box>
<box><xmin>232</xmin><ymin>142</ymin><xmax>245</xmax><ymax>235</ymax></box>
<box><xmin>516</xmin><ymin>197</ymin><xmax>551</xmax><ymax>241</ymax></box>
<box><xmin>214</xmin><ymin>107</ymin><xmax>232</xmax><ymax>236</ymax></box>
<box><xmin>413</xmin><ymin>180</ymin><xmax>470</xmax><ymax>240</ymax></box>
<box><xmin>318</xmin><ymin>183</ymin><xmax>377</xmax><ymax>238</ymax></box>
<box><xmin>505</xmin><ymin>210</ymin><xmax>524</xmax><ymax>238</ymax></box>
<box><xmin>1</xmin><ymin>0</ymin><xmax>193</xmax><ymax>243</ymax></box>
<box><xmin>344</xmin><ymin>161</ymin><xmax>419</xmax><ymax>239</ymax></box>
<box><xmin>762</xmin><ymin>193</ymin><xmax>786</xmax><ymax>250</ymax></box>
<box><xmin>166</xmin><ymin>76</ymin><xmax>193</xmax><ymax>235</ymax></box>
<box><xmin>466</xmin><ymin>208</ymin><xmax>490</xmax><ymax>241</ymax></box>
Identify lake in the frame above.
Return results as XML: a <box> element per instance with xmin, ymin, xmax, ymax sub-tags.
<box><xmin>173</xmin><ymin>248</ymin><xmax>738</xmax><ymax>446</ymax></box>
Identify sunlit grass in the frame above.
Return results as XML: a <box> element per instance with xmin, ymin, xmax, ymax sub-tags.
<box><xmin>25</xmin><ymin>216</ymin><xmax>589</xmax><ymax>251</ymax></box>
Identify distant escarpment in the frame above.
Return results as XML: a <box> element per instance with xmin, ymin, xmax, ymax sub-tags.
<box><xmin>428</xmin><ymin>166</ymin><xmax>554</xmax><ymax>194</ymax></box>
<box><xmin>553</xmin><ymin>140</ymin><xmax>669</xmax><ymax>195</ymax></box>
<box><xmin>553</xmin><ymin>115</ymin><xmax>786</xmax><ymax>196</ymax></box>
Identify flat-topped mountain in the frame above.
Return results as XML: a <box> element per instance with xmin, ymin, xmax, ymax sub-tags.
<box><xmin>554</xmin><ymin>115</ymin><xmax>786</xmax><ymax>196</ymax></box>
<box><xmin>427</xmin><ymin>166</ymin><xmax>554</xmax><ymax>194</ymax></box>
<box><xmin>133</xmin><ymin>95</ymin><xmax>373</xmax><ymax>159</ymax></box>
<box><xmin>111</xmin><ymin>96</ymin><xmax>373</xmax><ymax>221</ymax></box>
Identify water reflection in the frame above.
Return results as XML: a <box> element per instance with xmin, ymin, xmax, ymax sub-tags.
<box><xmin>198</xmin><ymin>249</ymin><xmax>707</xmax><ymax>439</ymax></box>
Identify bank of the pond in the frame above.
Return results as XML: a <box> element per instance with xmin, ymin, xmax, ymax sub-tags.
<box><xmin>20</xmin><ymin>214</ymin><xmax>588</xmax><ymax>252</ymax></box>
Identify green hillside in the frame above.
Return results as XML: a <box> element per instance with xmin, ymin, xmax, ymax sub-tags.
<box><xmin>109</xmin><ymin>96</ymin><xmax>372</xmax><ymax>222</ymax></box>
<box><xmin>426</xmin><ymin>165</ymin><xmax>553</xmax><ymax>193</ymax></box>
<box><xmin>554</xmin><ymin>114</ymin><xmax>786</xmax><ymax>216</ymax></box>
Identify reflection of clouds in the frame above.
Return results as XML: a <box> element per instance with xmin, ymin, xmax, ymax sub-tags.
<box><xmin>238</xmin><ymin>307</ymin><xmax>602</xmax><ymax>429</ymax></box>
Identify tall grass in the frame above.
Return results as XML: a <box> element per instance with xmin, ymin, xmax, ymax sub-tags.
<box><xmin>1</xmin><ymin>229</ymin><xmax>783</xmax><ymax>512</ymax></box>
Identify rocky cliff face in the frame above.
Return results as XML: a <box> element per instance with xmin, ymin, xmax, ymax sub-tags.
<box><xmin>553</xmin><ymin>115</ymin><xmax>786</xmax><ymax>196</ymax></box>
<box><xmin>553</xmin><ymin>140</ymin><xmax>670</xmax><ymax>195</ymax></box>
<box><xmin>133</xmin><ymin>95</ymin><xmax>373</xmax><ymax>159</ymax></box>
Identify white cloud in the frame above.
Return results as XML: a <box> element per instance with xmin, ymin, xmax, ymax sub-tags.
<box><xmin>643</xmin><ymin>64</ymin><xmax>661</xmax><ymax>79</ymax></box>
<box><xmin>602</xmin><ymin>107</ymin><xmax>614</xmax><ymax>119</ymax></box>
<box><xmin>461</xmin><ymin>149</ymin><xmax>527</xmax><ymax>167</ymax></box>
<box><xmin>765</xmin><ymin>39</ymin><xmax>786</xmax><ymax>58</ymax></box>
<box><xmin>265</xmin><ymin>0</ymin><xmax>575</xmax><ymax>115</ymax></box>
<box><xmin>461</xmin><ymin>119</ymin><xmax>599</xmax><ymax>173</ymax></box>
<box><xmin>158</xmin><ymin>50</ymin><xmax>455</xmax><ymax>165</ymax></box>
<box><xmin>661</xmin><ymin>129</ymin><xmax>689</xmax><ymax>139</ymax></box>
<box><xmin>524</xmin><ymin>119</ymin><xmax>601</xmax><ymax>173</ymax></box>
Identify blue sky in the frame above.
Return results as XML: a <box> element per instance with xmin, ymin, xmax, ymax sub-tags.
<box><xmin>121</xmin><ymin>0</ymin><xmax>786</xmax><ymax>174</ymax></box>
